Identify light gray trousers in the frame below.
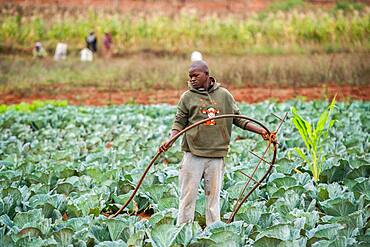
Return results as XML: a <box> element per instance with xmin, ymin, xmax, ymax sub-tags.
<box><xmin>177</xmin><ymin>152</ymin><xmax>225</xmax><ymax>226</ymax></box>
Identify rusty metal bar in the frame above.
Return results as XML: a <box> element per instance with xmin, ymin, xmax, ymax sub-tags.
<box><xmin>227</xmin><ymin>144</ymin><xmax>277</xmax><ymax>223</ymax></box>
<box><xmin>274</xmin><ymin>112</ymin><xmax>288</xmax><ymax>133</ymax></box>
<box><xmin>249</xmin><ymin>150</ymin><xmax>273</xmax><ymax>166</ymax></box>
<box><xmin>227</xmin><ymin>112</ymin><xmax>288</xmax><ymax>223</ymax></box>
<box><xmin>232</xmin><ymin>140</ymin><xmax>273</xmax><ymax>215</ymax></box>
<box><xmin>271</xmin><ymin>112</ymin><xmax>285</xmax><ymax>122</ymax></box>
<box><xmin>238</xmin><ymin>170</ymin><xmax>261</xmax><ymax>185</ymax></box>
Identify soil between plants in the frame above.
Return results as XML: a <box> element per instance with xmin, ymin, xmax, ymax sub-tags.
<box><xmin>1</xmin><ymin>84</ymin><xmax>369</xmax><ymax>105</ymax></box>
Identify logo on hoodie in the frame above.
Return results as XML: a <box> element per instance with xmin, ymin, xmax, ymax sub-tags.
<box><xmin>202</xmin><ymin>107</ymin><xmax>220</xmax><ymax>125</ymax></box>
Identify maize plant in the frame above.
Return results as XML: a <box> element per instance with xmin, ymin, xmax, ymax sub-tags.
<box><xmin>291</xmin><ymin>96</ymin><xmax>336</xmax><ymax>183</ymax></box>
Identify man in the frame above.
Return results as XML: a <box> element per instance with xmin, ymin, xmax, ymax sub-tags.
<box><xmin>160</xmin><ymin>60</ymin><xmax>268</xmax><ymax>226</ymax></box>
<box><xmin>86</xmin><ymin>32</ymin><xmax>97</xmax><ymax>53</ymax></box>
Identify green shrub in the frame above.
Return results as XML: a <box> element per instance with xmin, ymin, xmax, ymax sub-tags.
<box><xmin>0</xmin><ymin>100</ymin><xmax>68</xmax><ymax>113</ymax></box>
<box><xmin>334</xmin><ymin>1</ymin><xmax>365</xmax><ymax>12</ymax></box>
<box><xmin>267</xmin><ymin>0</ymin><xmax>304</xmax><ymax>12</ymax></box>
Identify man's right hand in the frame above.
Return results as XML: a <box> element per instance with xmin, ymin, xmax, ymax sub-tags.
<box><xmin>159</xmin><ymin>140</ymin><xmax>171</xmax><ymax>153</ymax></box>
<box><xmin>159</xmin><ymin>129</ymin><xmax>180</xmax><ymax>153</ymax></box>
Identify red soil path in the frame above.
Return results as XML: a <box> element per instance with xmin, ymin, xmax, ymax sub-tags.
<box><xmin>1</xmin><ymin>84</ymin><xmax>369</xmax><ymax>105</ymax></box>
<box><xmin>3</xmin><ymin>0</ymin><xmax>350</xmax><ymax>17</ymax></box>
<box><xmin>1</xmin><ymin>0</ymin><xmax>272</xmax><ymax>15</ymax></box>
<box><xmin>2</xmin><ymin>0</ymin><xmax>349</xmax><ymax>16</ymax></box>
<box><xmin>4</xmin><ymin>0</ymin><xmax>354</xmax><ymax>14</ymax></box>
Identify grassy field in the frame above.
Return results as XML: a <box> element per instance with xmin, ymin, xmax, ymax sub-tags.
<box><xmin>0</xmin><ymin>3</ymin><xmax>369</xmax><ymax>56</ymax></box>
<box><xmin>1</xmin><ymin>52</ymin><xmax>369</xmax><ymax>92</ymax></box>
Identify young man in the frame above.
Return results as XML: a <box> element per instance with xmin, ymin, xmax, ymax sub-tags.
<box><xmin>160</xmin><ymin>60</ymin><xmax>268</xmax><ymax>226</ymax></box>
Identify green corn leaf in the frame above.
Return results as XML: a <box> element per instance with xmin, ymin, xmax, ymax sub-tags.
<box><xmin>291</xmin><ymin>107</ymin><xmax>310</xmax><ymax>149</ymax></box>
<box><xmin>294</xmin><ymin>147</ymin><xmax>309</xmax><ymax>164</ymax></box>
<box><xmin>316</xmin><ymin>110</ymin><xmax>329</xmax><ymax>136</ymax></box>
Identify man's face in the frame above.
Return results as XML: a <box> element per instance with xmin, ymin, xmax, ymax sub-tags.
<box><xmin>189</xmin><ymin>69</ymin><xmax>208</xmax><ymax>89</ymax></box>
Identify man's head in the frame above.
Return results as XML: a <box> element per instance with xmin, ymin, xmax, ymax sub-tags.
<box><xmin>188</xmin><ymin>60</ymin><xmax>210</xmax><ymax>89</ymax></box>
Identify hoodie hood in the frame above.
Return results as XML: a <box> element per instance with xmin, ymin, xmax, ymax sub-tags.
<box><xmin>188</xmin><ymin>77</ymin><xmax>220</xmax><ymax>95</ymax></box>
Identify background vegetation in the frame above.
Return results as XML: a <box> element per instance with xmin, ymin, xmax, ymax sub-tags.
<box><xmin>0</xmin><ymin>1</ymin><xmax>369</xmax><ymax>94</ymax></box>
<box><xmin>0</xmin><ymin>3</ymin><xmax>369</xmax><ymax>55</ymax></box>
<box><xmin>1</xmin><ymin>53</ymin><xmax>368</xmax><ymax>92</ymax></box>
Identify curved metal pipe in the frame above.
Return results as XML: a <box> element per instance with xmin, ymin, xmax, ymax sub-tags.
<box><xmin>110</xmin><ymin>114</ymin><xmax>277</xmax><ymax>220</ymax></box>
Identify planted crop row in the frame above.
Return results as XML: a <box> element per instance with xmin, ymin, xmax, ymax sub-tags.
<box><xmin>0</xmin><ymin>101</ymin><xmax>369</xmax><ymax>245</ymax></box>
<box><xmin>0</xmin><ymin>5</ymin><xmax>369</xmax><ymax>55</ymax></box>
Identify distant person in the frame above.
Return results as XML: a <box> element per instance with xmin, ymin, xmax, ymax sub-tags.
<box><xmin>86</xmin><ymin>32</ymin><xmax>97</xmax><ymax>53</ymax></box>
<box><xmin>191</xmin><ymin>51</ymin><xmax>203</xmax><ymax>61</ymax></box>
<box><xmin>103</xmin><ymin>32</ymin><xmax>113</xmax><ymax>58</ymax></box>
<box><xmin>54</xmin><ymin>42</ymin><xmax>68</xmax><ymax>61</ymax></box>
<box><xmin>80</xmin><ymin>47</ymin><xmax>93</xmax><ymax>62</ymax></box>
<box><xmin>32</xmin><ymin>42</ymin><xmax>47</xmax><ymax>58</ymax></box>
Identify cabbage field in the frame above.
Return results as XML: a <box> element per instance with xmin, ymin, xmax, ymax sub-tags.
<box><xmin>0</xmin><ymin>101</ymin><xmax>369</xmax><ymax>246</ymax></box>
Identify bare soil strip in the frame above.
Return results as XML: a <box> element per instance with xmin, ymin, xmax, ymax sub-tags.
<box><xmin>1</xmin><ymin>84</ymin><xmax>369</xmax><ymax>105</ymax></box>
<box><xmin>0</xmin><ymin>0</ymin><xmax>272</xmax><ymax>15</ymax></box>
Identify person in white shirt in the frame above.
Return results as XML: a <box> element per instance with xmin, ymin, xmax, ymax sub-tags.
<box><xmin>80</xmin><ymin>48</ymin><xmax>93</xmax><ymax>62</ymax></box>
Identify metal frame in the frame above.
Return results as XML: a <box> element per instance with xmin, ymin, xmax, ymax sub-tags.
<box><xmin>110</xmin><ymin>113</ymin><xmax>287</xmax><ymax>222</ymax></box>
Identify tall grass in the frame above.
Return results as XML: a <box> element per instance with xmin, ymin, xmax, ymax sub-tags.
<box><xmin>0</xmin><ymin>4</ymin><xmax>369</xmax><ymax>55</ymax></box>
<box><xmin>1</xmin><ymin>53</ymin><xmax>368</xmax><ymax>92</ymax></box>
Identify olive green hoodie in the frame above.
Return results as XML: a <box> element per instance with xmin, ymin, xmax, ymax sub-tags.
<box><xmin>172</xmin><ymin>78</ymin><xmax>248</xmax><ymax>157</ymax></box>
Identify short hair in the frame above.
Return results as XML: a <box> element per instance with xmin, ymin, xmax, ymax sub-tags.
<box><xmin>189</xmin><ymin>60</ymin><xmax>209</xmax><ymax>74</ymax></box>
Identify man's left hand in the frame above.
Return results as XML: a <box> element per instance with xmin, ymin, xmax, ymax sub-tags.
<box><xmin>261</xmin><ymin>130</ymin><xmax>269</xmax><ymax>141</ymax></box>
<box><xmin>261</xmin><ymin>131</ymin><xmax>278</xmax><ymax>144</ymax></box>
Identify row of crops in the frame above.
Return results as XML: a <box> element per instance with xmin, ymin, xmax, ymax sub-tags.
<box><xmin>0</xmin><ymin>100</ymin><xmax>369</xmax><ymax>246</ymax></box>
<box><xmin>1</xmin><ymin>4</ymin><xmax>369</xmax><ymax>54</ymax></box>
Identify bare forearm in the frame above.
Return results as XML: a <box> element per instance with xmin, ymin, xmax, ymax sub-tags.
<box><xmin>245</xmin><ymin>122</ymin><xmax>265</xmax><ymax>135</ymax></box>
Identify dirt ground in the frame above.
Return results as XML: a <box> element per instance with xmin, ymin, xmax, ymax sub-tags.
<box><xmin>0</xmin><ymin>0</ymin><xmax>271</xmax><ymax>15</ymax></box>
<box><xmin>1</xmin><ymin>84</ymin><xmax>369</xmax><ymax>105</ymax></box>
<box><xmin>6</xmin><ymin>0</ymin><xmax>368</xmax><ymax>18</ymax></box>
<box><xmin>1</xmin><ymin>0</ymin><xmax>342</xmax><ymax>16</ymax></box>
